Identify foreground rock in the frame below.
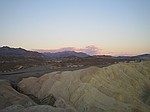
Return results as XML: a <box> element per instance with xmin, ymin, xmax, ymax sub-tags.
<box><xmin>17</xmin><ymin>61</ymin><xmax>150</xmax><ymax>112</ymax></box>
<box><xmin>0</xmin><ymin>80</ymin><xmax>36</xmax><ymax>110</ymax></box>
<box><xmin>0</xmin><ymin>80</ymin><xmax>75</xmax><ymax>112</ymax></box>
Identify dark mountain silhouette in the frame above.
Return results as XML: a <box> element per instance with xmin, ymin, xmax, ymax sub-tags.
<box><xmin>43</xmin><ymin>51</ymin><xmax>89</xmax><ymax>58</ymax></box>
<box><xmin>0</xmin><ymin>46</ymin><xmax>48</xmax><ymax>72</ymax></box>
<box><xmin>136</xmin><ymin>54</ymin><xmax>150</xmax><ymax>57</ymax></box>
<box><xmin>115</xmin><ymin>54</ymin><xmax>150</xmax><ymax>61</ymax></box>
<box><xmin>0</xmin><ymin>46</ymin><xmax>45</xmax><ymax>58</ymax></box>
<box><xmin>133</xmin><ymin>54</ymin><xmax>150</xmax><ymax>60</ymax></box>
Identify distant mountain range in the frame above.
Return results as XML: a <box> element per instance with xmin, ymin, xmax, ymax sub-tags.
<box><xmin>133</xmin><ymin>54</ymin><xmax>150</xmax><ymax>60</ymax></box>
<box><xmin>115</xmin><ymin>54</ymin><xmax>150</xmax><ymax>60</ymax></box>
<box><xmin>0</xmin><ymin>46</ymin><xmax>48</xmax><ymax>72</ymax></box>
<box><xmin>0</xmin><ymin>46</ymin><xmax>149</xmax><ymax>72</ymax></box>
<box><xmin>0</xmin><ymin>46</ymin><xmax>149</xmax><ymax>59</ymax></box>
<box><xmin>43</xmin><ymin>51</ymin><xmax>89</xmax><ymax>58</ymax></box>
<box><xmin>0</xmin><ymin>46</ymin><xmax>45</xmax><ymax>58</ymax></box>
<box><xmin>0</xmin><ymin>46</ymin><xmax>89</xmax><ymax>58</ymax></box>
<box><xmin>135</xmin><ymin>54</ymin><xmax>150</xmax><ymax>57</ymax></box>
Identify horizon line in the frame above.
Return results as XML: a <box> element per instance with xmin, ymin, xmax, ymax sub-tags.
<box><xmin>1</xmin><ymin>45</ymin><xmax>149</xmax><ymax>57</ymax></box>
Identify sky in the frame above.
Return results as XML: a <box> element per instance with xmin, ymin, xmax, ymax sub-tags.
<box><xmin>0</xmin><ymin>0</ymin><xmax>150</xmax><ymax>56</ymax></box>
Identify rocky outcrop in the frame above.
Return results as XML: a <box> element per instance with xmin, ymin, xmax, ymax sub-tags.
<box><xmin>0</xmin><ymin>80</ymin><xmax>76</xmax><ymax>112</ymax></box>
<box><xmin>0</xmin><ymin>80</ymin><xmax>36</xmax><ymax>110</ymax></box>
<box><xmin>17</xmin><ymin>61</ymin><xmax>150</xmax><ymax>112</ymax></box>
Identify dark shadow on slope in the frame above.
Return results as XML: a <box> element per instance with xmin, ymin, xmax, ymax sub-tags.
<box><xmin>141</xmin><ymin>84</ymin><xmax>150</xmax><ymax>106</ymax></box>
<box><xmin>10</xmin><ymin>81</ymin><xmax>56</xmax><ymax>106</ymax></box>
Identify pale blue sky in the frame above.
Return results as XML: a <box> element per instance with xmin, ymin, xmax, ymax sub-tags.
<box><xmin>0</xmin><ymin>0</ymin><xmax>150</xmax><ymax>55</ymax></box>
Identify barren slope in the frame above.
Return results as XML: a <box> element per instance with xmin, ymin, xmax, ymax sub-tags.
<box><xmin>17</xmin><ymin>61</ymin><xmax>150</xmax><ymax>112</ymax></box>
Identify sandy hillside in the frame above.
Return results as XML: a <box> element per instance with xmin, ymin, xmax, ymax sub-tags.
<box><xmin>18</xmin><ymin>61</ymin><xmax>150</xmax><ymax>112</ymax></box>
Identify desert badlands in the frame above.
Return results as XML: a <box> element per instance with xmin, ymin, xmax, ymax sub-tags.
<box><xmin>0</xmin><ymin>61</ymin><xmax>150</xmax><ymax>112</ymax></box>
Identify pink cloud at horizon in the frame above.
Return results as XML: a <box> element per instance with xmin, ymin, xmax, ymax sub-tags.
<box><xmin>33</xmin><ymin>45</ymin><xmax>140</xmax><ymax>56</ymax></box>
<box><xmin>33</xmin><ymin>45</ymin><xmax>101</xmax><ymax>55</ymax></box>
